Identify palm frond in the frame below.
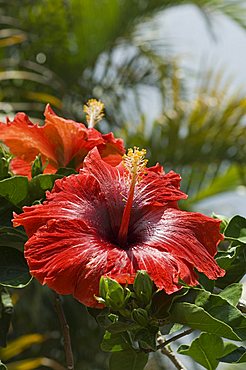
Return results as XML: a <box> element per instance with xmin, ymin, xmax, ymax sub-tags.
<box><xmin>1</xmin><ymin>0</ymin><xmax>246</xmax><ymax>121</ymax></box>
<box><xmin>122</xmin><ymin>67</ymin><xmax>246</xmax><ymax>204</ymax></box>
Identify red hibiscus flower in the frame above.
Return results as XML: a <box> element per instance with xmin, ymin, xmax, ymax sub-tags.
<box><xmin>13</xmin><ymin>148</ymin><xmax>224</xmax><ymax>307</ymax></box>
<box><xmin>0</xmin><ymin>101</ymin><xmax>124</xmax><ymax>178</ymax></box>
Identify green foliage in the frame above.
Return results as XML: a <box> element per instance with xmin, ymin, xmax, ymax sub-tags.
<box><xmin>131</xmin><ymin>308</ymin><xmax>149</xmax><ymax>328</ymax></box>
<box><xmin>216</xmin><ymin>245</ymin><xmax>246</xmax><ymax>288</ymax></box>
<box><xmin>94</xmin><ymin>274</ymin><xmax>160</xmax><ymax>355</ymax></box>
<box><xmin>28</xmin><ymin>173</ymin><xmax>62</xmax><ymax>202</ymax></box>
<box><xmin>178</xmin><ymin>333</ymin><xmax>242</xmax><ymax>370</ymax></box>
<box><xmin>56</xmin><ymin>167</ymin><xmax>77</xmax><ymax>176</ymax></box>
<box><xmin>0</xmin><ymin>177</ymin><xmax>29</xmax><ymax>207</ymax></box>
<box><xmin>101</xmin><ymin>331</ymin><xmax>131</xmax><ymax>353</ymax></box>
<box><xmin>0</xmin><ymin>288</ymin><xmax>13</xmax><ymax>347</ymax></box>
<box><xmin>123</xmin><ymin>79</ymin><xmax>246</xmax><ymax>203</ymax></box>
<box><xmin>0</xmin><ymin>247</ymin><xmax>31</xmax><ymax>288</ymax></box>
<box><xmin>92</xmin><ymin>266</ymin><xmax>246</xmax><ymax>370</ymax></box>
<box><xmin>0</xmin><ymin>146</ymin><xmax>12</xmax><ymax>181</ymax></box>
<box><xmin>170</xmin><ymin>286</ymin><xmax>246</xmax><ymax>341</ymax></box>
<box><xmin>0</xmin><ymin>173</ymin><xmax>63</xmax><ymax>226</ymax></box>
<box><xmin>224</xmin><ymin>215</ymin><xmax>246</xmax><ymax>243</ymax></box>
<box><xmin>215</xmin><ymin>215</ymin><xmax>246</xmax><ymax>289</ymax></box>
<box><xmin>0</xmin><ymin>361</ymin><xmax>7</xmax><ymax>370</ymax></box>
<box><xmin>109</xmin><ymin>350</ymin><xmax>148</xmax><ymax>370</ymax></box>
<box><xmin>219</xmin><ymin>346</ymin><xmax>246</xmax><ymax>364</ymax></box>
<box><xmin>0</xmin><ymin>227</ymin><xmax>27</xmax><ymax>252</ymax></box>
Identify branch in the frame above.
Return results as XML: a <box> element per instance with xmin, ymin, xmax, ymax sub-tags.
<box><xmin>157</xmin><ymin>331</ymin><xmax>188</xmax><ymax>370</ymax></box>
<box><xmin>161</xmin><ymin>347</ymin><xmax>187</xmax><ymax>370</ymax></box>
<box><xmin>156</xmin><ymin>329</ymin><xmax>193</xmax><ymax>351</ymax></box>
<box><xmin>54</xmin><ymin>293</ymin><xmax>74</xmax><ymax>370</ymax></box>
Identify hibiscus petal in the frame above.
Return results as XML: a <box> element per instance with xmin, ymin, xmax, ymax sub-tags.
<box><xmin>97</xmin><ymin>132</ymin><xmax>125</xmax><ymax>166</ymax></box>
<box><xmin>135</xmin><ymin>169</ymin><xmax>187</xmax><ymax>207</ymax></box>
<box><xmin>24</xmin><ymin>218</ymin><xmax>195</xmax><ymax>307</ymax></box>
<box><xmin>10</xmin><ymin>158</ymin><xmax>32</xmax><ymax>179</ymax></box>
<box><xmin>24</xmin><ymin>218</ymin><xmax>130</xmax><ymax>307</ymax></box>
<box><xmin>44</xmin><ymin>105</ymin><xmax>93</xmax><ymax>167</ymax></box>
<box><xmin>0</xmin><ymin>112</ymin><xmax>57</xmax><ymax>166</ymax></box>
<box><xmin>13</xmin><ymin>171</ymin><xmax>111</xmax><ymax>238</ymax></box>
<box><xmin>82</xmin><ymin>148</ymin><xmax>126</xmax><ymax>236</ymax></box>
<box><xmin>132</xmin><ymin>207</ymin><xmax>224</xmax><ymax>281</ymax></box>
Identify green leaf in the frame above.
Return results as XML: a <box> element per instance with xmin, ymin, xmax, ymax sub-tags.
<box><xmin>168</xmin><ymin>323</ymin><xmax>184</xmax><ymax>334</ymax></box>
<box><xmin>178</xmin><ymin>333</ymin><xmax>237</xmax><ymax>370</ymax></box>
<box><xmin>109</xmin><ymin>350</ymin><xmax>148</xmax><ymax>370</ymax></box>
<box><xmin>224</xmin><ymin>215</ymin><xmax>246</xmax><ymax>243</ymax></box>
<box><xmin>0</xmin><ymin>177</ymin><xmax>29</xmax><ymax>206</ymax></box>
<box><xmin>170</xmin><ymin>302</ymin><xmax>241</xmax><ymax>341</ymax></box>
<box><xmin>0</xmin><ymin>144</ymin><xmax>12</xmax><ymax>181</ymax></box>
<box><xmin>219</xmin><ymin>346</ymin><xmax>246</xmax><ymax>363</ymax></box>
<box><xmin>216</xmin><ymin>245</ymin><xmax>241</xmax><ymax>270</ymax></box>
<box><xmin>107</xmin><ymin>321</ymin><xmax>140</xmax><ymax>334</ymax></box>
<box><xmin>194</xmin><ymin>289</ymin><xmax>246</xmax><ymax>340</ymax></box>
<box><xmin>56</xmin><ymin>167</ymin><xmax>77</xmax><ymax>176</ymax></box>
<box><xmin>0</xmin><ymin>247</ymin><xmax>32</xmax><ymax>288</ymax></box>
<box><xmin>216</xmin><ymin>246</ymin><xmax>246</xmax><ymax>288</ymax></box>
<box><xmin>0</xmin><ymin>227</ymin><xmax>27</xmax><ymax>252</ymax></box>
<box><xmin>131</xmin><ymin>309</ymin><xmax>149</xmax><ymax>327</ymax></box>
<box><xmin>134</xmin><ymin>328</ymin><xmax>157</xmax><ymax>351</ymax></box>
<box><xmin>0</xmin><ymin>288</ymin><xmax>13</xmax><ymax>347</ymax></box>
<box><xmin>0</xmin><ymin>361</ymin><xmax>7</xmax><ymax>370</ymax></box>
<box><xmin>170</xmin><ymin>288</ymin><xmax>246</xmax><ymax>340</ymax></box>
<box><xmin>151</xmin><ymin>288</ymin><xmax>189</xmax><ymax>320</ymax></box>
<box><xmin>101</xmin><ymin>331</ymin><xmax>131</xmax><ymax>352</ymax></box>
<box><xmin>197</xmin><ymin>272</ymin><xmax>214</xmax><ymax>292</ymax></box>
<box><xmin>219</xmin><ymin>283</ymin><xmax>243</xmax><ymax>306</ymax></box>
<box><xmin>29</xmin><ymin>174</ymin><xmax>62</xmax><ymax>201</ymax></box>
<box><xmin>0</xmin><ymin>198</ymin><xmax>20</xmax><ymax>227</ymax></box>
<box><xmin>212</xmin><ymin>213</ymin><xmax>229</xmax><ymax>233</ymax></box>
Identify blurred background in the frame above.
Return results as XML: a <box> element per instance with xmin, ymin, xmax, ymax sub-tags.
<box><xmin>0</xmin><ymin>1</ymin><xmax>245</xmax><ymax>369</ymax></box>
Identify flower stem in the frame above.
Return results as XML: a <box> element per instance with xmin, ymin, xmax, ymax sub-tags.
<box><xmin>54</xmin><ymin>293</ymin><xmax>74</xmax><ymax>370</ymax></box>
<box><xmin>156</xmin><ymin>328</ymin><xmax>193</xmax><ymax>350</ymax></box>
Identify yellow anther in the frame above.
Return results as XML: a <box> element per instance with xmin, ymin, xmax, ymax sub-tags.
<box><xmin>83</xmin><ymin>99</ymin><xmax>105</xmax><ymax>128</ymax></box>
<box><xmin>123</xmin><ymin>147</ymin><xmax>148</xmax><ymax>179</ymax></box>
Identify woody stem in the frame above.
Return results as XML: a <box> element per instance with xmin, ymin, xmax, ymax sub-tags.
<box><xmin>161</xmin><ymin>347</ymin><xmax>187</xmax><ymax>370</ymax></box>
<box><xmin>54</xmin><ymin>293</ymin><xmax>74</xmax><ymax>370</ymax></box>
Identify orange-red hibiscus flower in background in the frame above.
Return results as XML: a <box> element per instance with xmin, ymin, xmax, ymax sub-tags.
<box><xmin>0</xmin><ymin>102</ymin><xmax>125</xmax><ymax>179</ymax></box>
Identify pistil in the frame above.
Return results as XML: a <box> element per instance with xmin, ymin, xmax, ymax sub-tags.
<box><xmin>118</xmin><ymin>147</ymin><xmax>147</xmax><ymax>247</ymax></box>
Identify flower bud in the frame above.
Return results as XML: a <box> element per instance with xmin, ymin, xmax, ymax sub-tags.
<box><xmin>99</xmin><ymin>277</ymin><xmax>125</xmax><ymax>310</ymax></box>
<box><xmin>133</xmin><ymin>271</ymin><xmax>153</xmax><ymax>306</ymax></box>
<box><xmin>31</xmin><ymin>154</ymin><xmax>47</xmax><ymax>178</ymax></box>
<box><xmin>131</xmin><ymin>308</ymin><xmax>149</xmax><ymax>327</ymax></box>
